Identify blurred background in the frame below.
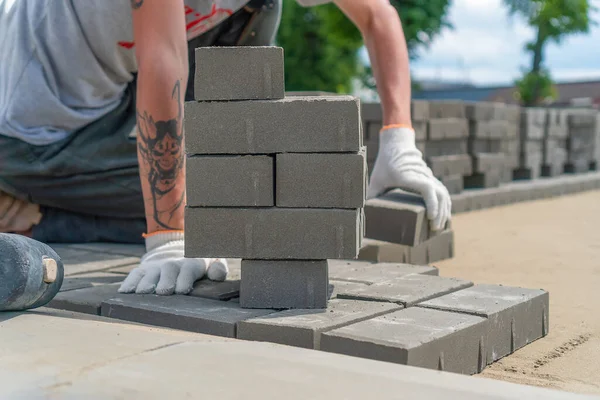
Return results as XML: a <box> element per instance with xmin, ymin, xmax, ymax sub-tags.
<box><xmin>276</xmin><ymin>0</ymin><xmax>600</xmax><ymax>108</ymax></box>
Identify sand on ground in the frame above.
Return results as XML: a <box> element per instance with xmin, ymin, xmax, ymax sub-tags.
<box><xmin>435</xmin><ymin>189</ymin><xmax>600</xmax><ymax>395</ymax></box>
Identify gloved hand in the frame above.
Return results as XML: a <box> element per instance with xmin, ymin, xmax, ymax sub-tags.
<box><xmin>118</xmin><ymin>231</ymin><xmax>228</xmax><ymax>295</ymax></box>
<box><xmin>367</xmin><ymin>125</ymin><xmax>451</xmax><ymax>231</ymax></box>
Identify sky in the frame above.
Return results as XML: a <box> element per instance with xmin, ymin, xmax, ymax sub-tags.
<box><xmin>409</xmin><ymin>0</ymin><xmax>600</xmax><ymax>87</ymax></box>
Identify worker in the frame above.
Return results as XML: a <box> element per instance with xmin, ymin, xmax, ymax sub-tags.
<box><xmin>0</xmin><ymin>0</ymin><xmax>451</xmax><ymax>295</ymax></box>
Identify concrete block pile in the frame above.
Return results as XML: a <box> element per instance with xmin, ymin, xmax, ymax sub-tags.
<box><xmin>183</xmin><ymin>46</ymin><xmax>365</xmax><ymax>310</ymax></box>
<box><xmin>425</xmin><ymin>101</ymin><xmax>471</xmax><ymax>194</ymax></box>
<box><xmin>565</xmin><ymin>109</ymin><xmax>598</xmax><ymax>173</ymax></box>
<box><xmin>514</xmin><ymin>108</ymin><xmax>547</xmax><ymax>180</ymax></box>
<box><xmin>542</xmin><ymin>109</ymin><xmax>569</xmax><ymax>177</ymax></box>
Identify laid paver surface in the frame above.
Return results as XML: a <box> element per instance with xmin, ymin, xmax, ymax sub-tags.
<box><xmin>0</xmin><ymin>309</ymin><xmax>594</xmax><ymax>399</ymax></box>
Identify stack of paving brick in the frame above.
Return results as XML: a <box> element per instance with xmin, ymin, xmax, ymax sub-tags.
<box><xmin>500</xmin><ymin>104</ymin><xmax>521</xmax><ymax>182</ymax></box>
<box><xmin>514</xmin><ymin>107</ymin><xmax>547</xmax><ymax>180</ymax></box>
<box><xmin>360</xmin><ymin>101</ymin><xmax>428</xmax><ymax>175</ymax></box>
<box><xmin>360</xmin><ymin>190</ymin><xmax>453</xmax><ymax>264</ymax></box>
<box><xmin>463</xmin><ymin>102</ymin><xmax>512</xmax><ymax>188</ymax></box>
<box><xmin>565</xmin><ymin>109</ymin><xmax>598</xmax><ymax>173</ymax></box>
<box><xmin>425</xmin><ymin>101</ymin><xmax>471</xmax><ymax>194</ymax></box>
<box><xmin>183</xmin><ymin>46</ymin><xmax>365</xmax><ymax>310</ymax></box>
<box><xmin>542</xmin><ymin>109</ymin><xmax>569</xmax><ymax>177</ymax></box>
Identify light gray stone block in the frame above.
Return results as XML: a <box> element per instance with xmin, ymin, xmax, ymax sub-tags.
<box><xmin>238</xmin><ymin>299</ymin><xmax>401</xmax><ymax>349</ymax></box>
<box><xmin>425</xmin><ymin>139</ymin><xmax>468</xmax><ymax>157</ymax></box>
<box><xmin>427</xmin><ymin>118</ymin><xmax>469</xmax><ymax>140</ymax></box>
<box><xmin>328</xmin><ymin>280</ymin><xmax>370</xmax><ymax>299</ymax></box>
<box><xmin>276</xmin><ymin>150</ymin><xmax>366</xmax><ymax>208</ymax></box>
<box><xmin>48</xmin><ymin>284</ymin><xmax>121</xmax><ymax>315</ymax></box>
<box><xmin>185</xmin><ymin>207</ymin><xmax>362</xmax><ymax>259</ymax></box>
<box><xmin>189</xmin><ymin>279</ymin><xmax>240</xmax><ymax>301</ymax></box>
<box><xmin>427</xmin><ymin>154</ymin><xmax>472</xmax><ymax>177</ymax></box>
<box><xmin>185</xmin><ymin>96</ymin><xmax>361</xmax><ymax>154</ymax></box>
<box><xmin>441</xmin><ymin>174</ymin><xmax>464</xmax><ymax>194</ymax></box>
<box><xmin>327</xmin><ymin>260</ymin><xmax>438</xmax><ymax>284</ymax></box>
<box><xmin>186</xmin><ymin>155</ymin><xmax>273</xmax><ymax>207</ymax></box>
<box><xmin>411</xmin><ymin>100</ymin><xmax>430</xmax><ymax>121</ymax></box>
<box><xmin>420</xmin><ymin>284</ymin><xmax>549</xmax><ymax>364</ymax></box>
<box><xmin>60</xmin><ymin>272</ymin><xmax>124</xmax><ymax>292</ymax></box>
<box><xmin>464</xmin><ymin>171</ymin><xmax>502</xmax><ymax>189</ymax></box>
<box><xmin>194</xmin><ymin>46</ymin><xmax>284</xmax><ymax>101</ymax></box>
<box><xmin>413</xmin><ymin>120</ymin><xmax>427</xmax><ymax>141</ymax></box>
<box><xmin>471</xmin><ymin>153</ymin><xmax>507</xmax><ymax>174</ymax></box>
<box><xmin>428</xmin><ymin>101</ymin><xmax>466</xmax><ymax>119</ymax></box>
<box><xmin>48</xmin><ymin>245</ymin><xmax>140</xmax><ymax>276</ymax></box>
<box><xmin>465</xmin><ymin>102</ymin><xmax>496</xmax><ymax>121</ymax></box>
<box><xmin>239</xmin><ymin>260</ymin><xmax>329</xmax><ymax>309</ymax></box>
<box><xmin>364</xmin><ymin>190</ymin><xmax>429</xmax><ymax>246</ymax></box>
<box><xmin>336</xmin><ymin>274</ymin><xmax>472</xmax><ymax>307</ymax></box>
<box><xmin>321</xmin><ymin>307</ymin><xmax>487</xmax><ymax>375</ymax></box>
<box><xmin>361</xmin><ymin>102</ymin><xmax>382</xmax><ymax>122</ymax></box>
<box><xmin>101</xmin><ymin>294</ymin><xmax>275</xmax><ymax>337</ymax></box>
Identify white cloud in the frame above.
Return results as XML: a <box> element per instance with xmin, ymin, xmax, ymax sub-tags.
<box><xmin>410</xmin><ymin>0</ymin><xmax>600</xmax><ymax>86</ymax></box>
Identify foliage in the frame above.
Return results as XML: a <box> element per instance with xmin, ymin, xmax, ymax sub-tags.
<box><xmin>503</xmin><ymin>0</ymin><xmax>595</xmax><ymax>106</ymax></box>
<box><xmin>275</xmin><ymin>0</ymin><xmax>452</xmax><ymax>93</ymax></box>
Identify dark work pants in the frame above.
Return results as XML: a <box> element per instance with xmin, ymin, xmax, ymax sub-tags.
<box><xmin>0</xmin><ymin>0</ymin><xmax>282</xmax><ymax>244</ymax></box>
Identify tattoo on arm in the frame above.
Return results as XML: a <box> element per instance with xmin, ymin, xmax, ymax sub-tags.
<box><xmin>131</xmin><ymin>0</ymin><xmax>144</xmax><ymax>10</ymax></box>
<box><xmin>136</xmin><ymin>81</ymin><xmax>185</xmax><ymax>230</ymax></box>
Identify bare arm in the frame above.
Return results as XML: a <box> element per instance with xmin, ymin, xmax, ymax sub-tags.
<box><xmin>131</xmin><ymin>0</ymin><xmax>189</xmax><ymax>233</ymax></box>
<box><xmin>333</xmin><ymin>0</ymin><xmax>411</xmax><ymax>127</ymax></box>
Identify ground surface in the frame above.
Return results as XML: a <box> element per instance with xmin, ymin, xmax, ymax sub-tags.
<box><xmin>436</xmin><ymin>189</ymin><xmax>600</xmax><ymax>395</ymax></box>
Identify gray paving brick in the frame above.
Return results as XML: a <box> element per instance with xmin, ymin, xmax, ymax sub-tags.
<box><xmin>60</xmin><ymin>272</ymin><xmax>124</xmax><ymax>292</ymax></box>
<box><xmin>503</xmin><ymin>104</ymin><xmax>522</xmax><ymax>123</ymax></box>
<box><xmin>427</xmin><ymin>118</ymin><xmax>469</xmax><ymax>140</ymax></box>
<box><xmin>420</xmin><ymin>284</ymin><xmax>549</xmax><ymax>364</ymax></box>
<box><xmin>101</xmin><ymin>294</ymin><xmax>276</xmax><ymax>337</ymax></box>
<box><xmin>469</xmin><ymin>121</ymin><xmax>508</xmax><ymax>139</ymax></box>
<box><xmin>464</xmin><ymin>171</ymin><xmax>502</xmax><ymax>189</ymax></box>
<box><xmin>48</xmin><ymin>284</ymin><xmax>121</xmax><ymax>315</ymax></box>
<box><xmin>193</xmin><ymin>46</ymin><xmax>284</xmax><ymax>101</ymax></box>
<box><xmin>361</xmin><ymin>102</ymin><xmax>382</xmax><ymax>122</ymax></box>
<box><xmin>411</xmin><ymin>100</ymin><xmax>430</xmax><ymax>121</ymax></box>
<box><xmin>48</xmin><ymin>245</ymin><xmax>140</xmax><ymax>276</ymax></box>
<box><xmin>189</xmin><ymin>279</ymin><xmax>240</xmax><ymax>301</ymax></box>
<box><xmin>327</xmin><ymin>260</ymin><xmax>438</xmax><ymax>284</ymax></box>
<box><xmin>564</xmin><ymin>160</ymin><xmax>591</xmax><ymax>173</ymax></box>
<box><xmin>450</xmin><ymin>193</ymin><xmax>470</xmax><ymax>213</ymax></box>
<box><xmin>320</xmin><ymin>307</ymin><xmax>487</xmax><ymax>374</ymax></box>
<box><xmin>364</xmin><ymin>190</ymin><xmax>429</xmax><ymax>246</ymax></box>
<box><xmin>327</xmin><ymin>280</ymin><xmax>369</xmax><ymax>299</ymax></box>
<box><xmin>441</xmin><ymin>174</ymin><xmax>464</xmax><ymax>194</ymax></box>
<box><xmin>425</xmin><ymin>139</ymin><xmax>467</xmax><ymax>157</ymax></box>
<box><xmin>469</xmin><ymin>138</ymin><xmax>503</xmax><ymax>154</ymax></box>
<box><xmin>428</xmin><ymin>101</ymin><xmax>466</xmax><ymax>119</ymax></box>
<box><xmin>238</xmin><ymin>299</ymin><xmax>401</xmax><ymax>349</ymax></box>
<box><xmin>365</xmin><ymin>138</ymin><xmax>379</xmax><ymax>162</ymax></box>
<box><xmin>336</xmin><ymin>274</ymin><xmax>472</xmax><ymax>307</ymax></box>
<box><xmin>471</xmin><ymin>153</ymin><xmax>507</xmax><ymax>174</ymax></box>
<box><xmin>427</xmin><ymin>154</ymin><xmax>472</xmax><ymax>177</ymax></box>
<box><xmin>185</xmin><ymin>207</ymin><xmax>361</xmax><ymax>259</ymax></box>
<box><xmin>276</xmin><ymin>150</ymin><xmax>366</xmax><ymax>208</ymax></box>
<box><xmin>185</xmin><ymin>96</ymin><xmax>361</xmax><ymax>154</ymax></box>
<box><xmin>413</xmin><ymin>120</ymin><xmax>427</xmax><ymax>141</ymax></box>
<box><xmin>67</xmin><ymin>243</ymin><xmax>145</xmax><ymax>257</ymax></box>
<box><xmin>465</xmin><ymin>102</ymin><xmax>496</xmax><ymax>121</ymax></box>
<box><xmin>186</xmin><ymin>155</ymin><xmax>273</xmax><ymax>207</ymax></box>
<box><xmin>239</xmin><ymin>260</ymin><xmax>329</xmax><ymax>309</ymax></box>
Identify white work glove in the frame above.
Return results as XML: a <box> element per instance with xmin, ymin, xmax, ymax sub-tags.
<box><xmin>118</xmin><ymin>231</ymin><xmax>228</xmax><ymax>295</ymax></box>
<box><xmin>367</xmin><ymin>126</ymin><xmax>451</xmax><ymax>231</ymax></box>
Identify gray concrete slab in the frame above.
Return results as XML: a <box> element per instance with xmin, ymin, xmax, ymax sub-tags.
<box><xmin>321</xmin><ymin>307</ymin><xmax>487</xmax><ymax>375</ymax></box>
<box><xmin>185</xmin><ymin>207</ymin><xmax>361</xmax><ymax>259</ymax></box>
<box><xmin>60</xmin><ymin>272</ymin><xmax>124</xmax><ymax>292</ymax></box>
<box><xmin>189</xmin><ymin>278</ymin><xmax>240</xmax><ymax>301</ymax></box>
<box><xmin>336</xmin><ymin>274</ymin><xmax>472</xmax><ymax>307</ymax></box>
<box><xmin>3</xmin><ymin>310</ymin><xmax>591</xmax><ymax>400</ymax></box>
<box><xmin>327</xmin><ymin>259</ymin><xmax>438</xmax><ymax>284</ymax></box>
<box><xmin>184</xmin><ymin>95</ymin><xmax>361</xmax><ymax>154</ymax></box>
<box><xmin>48</xmin><ymin>283</ymin><xmax>121</xmax><ymax>315</ymax></box>
<box><xmin>328</xmin><ymin>280</ymin><xmax>369</xmax><ymax>299</ymax></box>
<box><xmin>193</xmin><ymin>46</ymin><xmax>284</xmax><ymax>101</ymax></box>
<box><xmin>419</xmin><ymin>284</ymin><xmax>549</xmax><ymax>364</ymax></box>
<box><xmin>276</xmin><ymin>150</ymin><xmax>366</xmax><ymax>208</ymax></box>
<box><xmin>238</xmin><ymin>299</ymin><xmax>401</xmax><ymax>349</ymax></box>
<box><xmin>47</xmin><ymin>245</ymin><xmax>140</xmax><ymax>276</ymax></box>
<box><xmin>364</xmin><ymin>189</ymin><xmax>430</xmax><ymax>246</ymax></box>
<box><xmin>186</xmin><ymin>155</ymin><xmax>274</xmax><ymax>207</ymax></box>
<box><xmin>101</xmin><ymin>294</ymin><xmax>276</xmax><ymax>337</ymax></box>
<box><xmin>239</xmin><ymin>260</ymin><xmax>329</xmax><ymax>309</ymax></box>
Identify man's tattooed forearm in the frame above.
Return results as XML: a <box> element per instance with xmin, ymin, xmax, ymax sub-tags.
<box><xmin>131</xmin><ymin>0</ymin><xmax>144</xmax><ymax>10</ymax></box>
<box><xmin>137</xmin><ymin>80</ymin><xmax>185</xmax><ymax>230</ymax></box>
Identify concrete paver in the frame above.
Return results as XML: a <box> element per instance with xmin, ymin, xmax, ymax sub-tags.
<box><xmin>48</xmin><ymin>245</ymin><xmax>140</xmax><ymax>276</ymax></box>
<box><xmin>327</xmin><ymin>260</ymin><xmax>438</xmax><ymax>284</ymax></box>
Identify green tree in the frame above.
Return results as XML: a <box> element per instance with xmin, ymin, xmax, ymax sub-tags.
<box><xmin>275</xmin><ymin>0</ymin><xmax>451</xmax><ymax>93</ymax></box>
<box><xmin>503</xmin><ymin>0</ymin><xmax>595</xmax><ymax>106</ymax></box>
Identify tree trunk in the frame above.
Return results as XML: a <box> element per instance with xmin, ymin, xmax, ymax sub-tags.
<box><xmin>527</xmin><ymin>26</ymin><xmax>546</xmax><ymax>106</ymax></box>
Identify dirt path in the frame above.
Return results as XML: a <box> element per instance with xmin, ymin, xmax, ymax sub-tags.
<box><xmin>435</xmin><ymin>190</ymin><xmax>600</xmax><ymax>395</ymax></box>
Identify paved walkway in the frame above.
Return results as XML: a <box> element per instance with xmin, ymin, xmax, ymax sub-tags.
<box><xmin>1</xmin><ymin>309</ymin><xmax>596</xmax><ymax>399</ymax></box>
<box><xmin>436</xmin><ymin>190</ymin><xmax>600</xmax><ymax>395</ymax></box>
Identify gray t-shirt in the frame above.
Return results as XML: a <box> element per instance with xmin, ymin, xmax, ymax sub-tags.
<box><xmin>0</xmin><ymin>0</ymin><xmax>329</xmax><ymax>146</ymax></box>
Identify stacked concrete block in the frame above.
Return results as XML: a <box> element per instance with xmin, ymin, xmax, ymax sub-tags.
<box><xmin>362</xmin><ymin>190</ymin><xmax>454</xmax><ymax>264</ymax></box>
<box><xmin>426</xmin><ymin>101</ymin><xmax>470</xmax><ymax>193</ymax></box>
<box><xmin>513</xmin><ymin>108</ymin><xmax>547</xmax><ymax>180</ymax></box>
<box><xmin>542</xmin><ymin>109</ymin><xmax>569</xmax><ymax>177</ymax></box>
<box><xmin>184</xmin><ymin>46</ymin><xmax>365</xmax><ymax>310</ymax></box>
<box><xmin>565</xmin><ymin>109</ymin><xmax>598</xmax><ymax>173</ymax></box>
<box><xmin>463</xmin><ymin>102</ymin><xmax>513</xmax><ymax>188</ymax></box>
<box><xmin>594</xmin><ymin>111</ymin><xmax>600</xmax><ymax>170</ymax></box>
